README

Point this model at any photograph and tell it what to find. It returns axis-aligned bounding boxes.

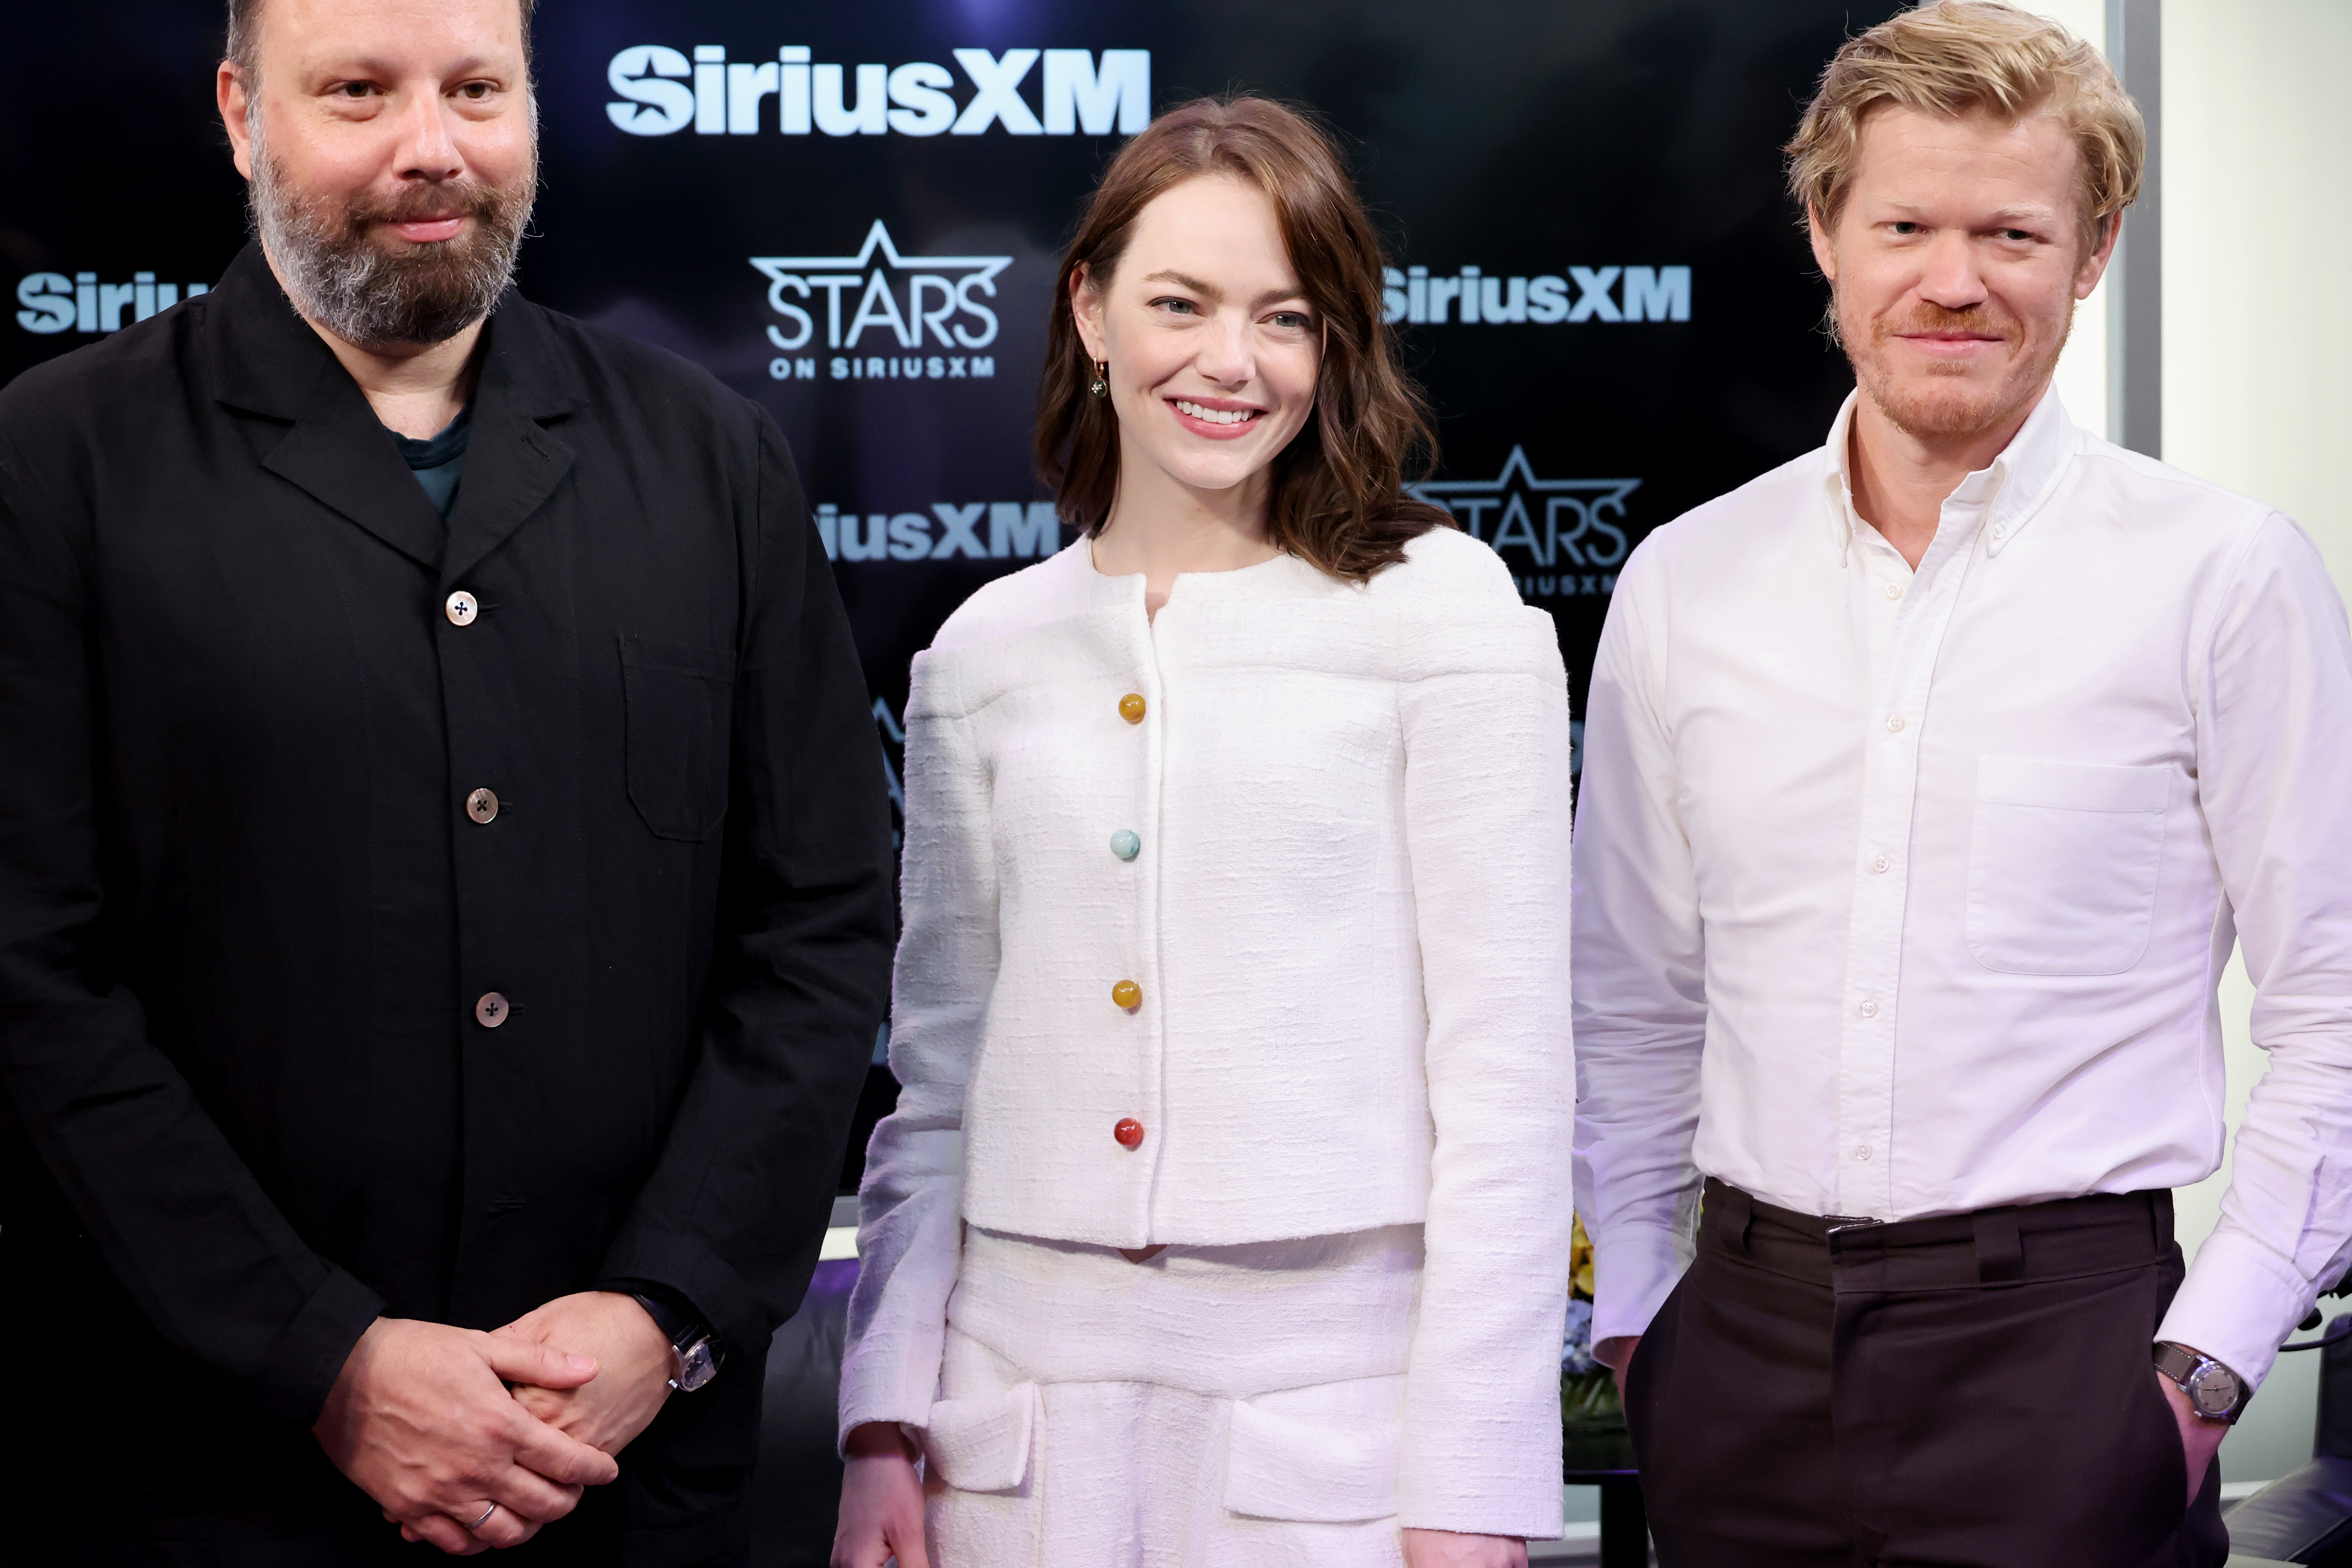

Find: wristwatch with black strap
[2153,1341,2248,1423]
[630,1289,723,1393]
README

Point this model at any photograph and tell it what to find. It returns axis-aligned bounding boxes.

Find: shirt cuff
[2159,1225,2312,1393]
[1396,1410,1567,1539]
[255,1265,386,1427]
[1591,1219,1688,1345]
[836,1324,943,1452]
[597,1225,763,1362]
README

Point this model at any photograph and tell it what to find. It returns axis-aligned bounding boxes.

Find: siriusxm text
[18,272,211,334]
[1384,265,1690,325]
[771,354,996,382]
[609,47,1148,138]
[818,502,1067,562]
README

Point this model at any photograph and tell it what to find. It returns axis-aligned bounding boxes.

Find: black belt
[1699,1177,2174,1292]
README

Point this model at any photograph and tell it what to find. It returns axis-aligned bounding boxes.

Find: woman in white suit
[832,96,1574,1568]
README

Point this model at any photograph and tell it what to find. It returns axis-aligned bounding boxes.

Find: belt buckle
[1823,1214,1882,1234]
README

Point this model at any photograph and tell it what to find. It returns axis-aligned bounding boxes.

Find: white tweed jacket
[840,527,1575,1533]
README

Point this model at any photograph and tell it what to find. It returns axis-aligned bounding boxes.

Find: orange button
[1111,979,1142,1011]
[1118,693,1146,724]
[1114,1118,1145,1149]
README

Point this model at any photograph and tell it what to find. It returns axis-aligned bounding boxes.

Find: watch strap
[629,1290,696,1347]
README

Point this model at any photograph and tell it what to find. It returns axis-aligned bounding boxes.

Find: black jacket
[0,244,894,1561]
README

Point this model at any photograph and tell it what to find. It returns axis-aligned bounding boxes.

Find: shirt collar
[1820,385,2079,564]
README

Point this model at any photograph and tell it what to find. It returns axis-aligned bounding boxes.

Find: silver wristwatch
[631,1292,722,1393]
[2153,1341,2247,1423]
[665,1327,720,1393]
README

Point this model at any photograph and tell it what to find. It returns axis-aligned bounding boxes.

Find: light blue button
[1110,829,1141,862]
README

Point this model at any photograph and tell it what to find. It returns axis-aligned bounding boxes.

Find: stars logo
[751,221,1010,364]
[1408,447,1640,600]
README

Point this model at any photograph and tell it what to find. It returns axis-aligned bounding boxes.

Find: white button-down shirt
[1572,390,2352,1387]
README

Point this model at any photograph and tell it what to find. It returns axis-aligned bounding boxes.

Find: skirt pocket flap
[924,1381,1038,1494]
[1223,1377,1402,1523]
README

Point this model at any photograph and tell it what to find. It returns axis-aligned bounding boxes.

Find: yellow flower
[1570,1214,1595,1300]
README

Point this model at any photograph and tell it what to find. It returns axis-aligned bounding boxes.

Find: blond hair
[1787,0,2144,261]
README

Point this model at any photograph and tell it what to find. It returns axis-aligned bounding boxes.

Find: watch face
[677,1339,719,1393]
[2188,1365,2239,1419]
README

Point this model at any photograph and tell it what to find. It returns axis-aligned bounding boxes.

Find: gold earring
[1088,359,1107,397]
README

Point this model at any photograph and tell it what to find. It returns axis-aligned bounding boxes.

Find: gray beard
[245,99,535,350]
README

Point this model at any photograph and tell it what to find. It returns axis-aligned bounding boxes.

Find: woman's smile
[1168,396,1266,438]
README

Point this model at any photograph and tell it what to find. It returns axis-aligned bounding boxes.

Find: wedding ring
[470,1502,498,1530]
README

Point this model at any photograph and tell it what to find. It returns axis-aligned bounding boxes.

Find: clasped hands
[313,1291,680,1555]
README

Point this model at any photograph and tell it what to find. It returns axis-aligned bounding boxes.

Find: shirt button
[1854,1143,1873,1162]
[1885,715,1906,733]
[1112,979,1142,1011]
[445,590,479,626]
[1870,855,1890,874]
[1991,524,2008,540]
[1109,829,1140,861]
[1118,693,1147,724]
[1884,582,1904,600]
[474,991,510,1028]
[465,788,500,824]
[1858,998,1880,1018]
[1114,1117,1145,1149]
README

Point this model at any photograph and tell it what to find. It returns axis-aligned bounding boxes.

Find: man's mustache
[1874,302,2018,342]
[348,181,505,235]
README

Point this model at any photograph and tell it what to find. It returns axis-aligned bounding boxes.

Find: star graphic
[1408,448,1640,570]
[750,221,1012,352]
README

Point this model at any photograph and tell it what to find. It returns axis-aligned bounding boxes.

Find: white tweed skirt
[921,1222,1426,1568]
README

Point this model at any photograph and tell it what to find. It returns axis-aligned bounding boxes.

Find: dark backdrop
[1,0,1899,1188]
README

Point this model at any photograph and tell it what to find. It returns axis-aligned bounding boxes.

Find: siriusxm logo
[1409,448,1638,600]
[754,221,1006,383]
[18,272,211,334]
[1383,265,1690,325]
[817,501,1069,563]
[608,46,1148,138]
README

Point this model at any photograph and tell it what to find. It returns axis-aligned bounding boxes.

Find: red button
[1113,1118,1145,1149]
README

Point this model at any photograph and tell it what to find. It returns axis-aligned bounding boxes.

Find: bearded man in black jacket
[0,0,895,1560]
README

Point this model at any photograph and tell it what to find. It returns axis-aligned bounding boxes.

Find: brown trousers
[1626,1180,2230,1568]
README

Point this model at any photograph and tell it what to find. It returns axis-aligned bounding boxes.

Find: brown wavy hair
[1034,96,1452,582]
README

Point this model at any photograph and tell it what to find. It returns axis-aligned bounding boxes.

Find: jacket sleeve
[1394,593,1575,1539]
[0,427,386,1427]
[835,650,994,1446]
[595,413,896,1358]
[1568,542,1708,1347]
[2158,512,2352,1390]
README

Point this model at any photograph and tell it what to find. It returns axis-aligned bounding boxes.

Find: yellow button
[1112,979,1142,1011]
[1118,693,1146,724]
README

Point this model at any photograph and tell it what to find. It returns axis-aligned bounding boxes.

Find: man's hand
[2155,1369,2230,1509]
[1597,1335,1641,1405]
[831,1421,928,1568]
[1402,1529,1528,1567]
[314,1317,620,1556]
[499,1291,679,1457]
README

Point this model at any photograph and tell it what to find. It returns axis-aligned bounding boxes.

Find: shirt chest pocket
[1965,756,2169,977]
[619,635,734,842]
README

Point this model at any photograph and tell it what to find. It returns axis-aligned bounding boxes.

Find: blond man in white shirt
[1572,4,2352,1563]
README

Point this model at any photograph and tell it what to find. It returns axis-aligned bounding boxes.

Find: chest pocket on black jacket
[619,635,735,842]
